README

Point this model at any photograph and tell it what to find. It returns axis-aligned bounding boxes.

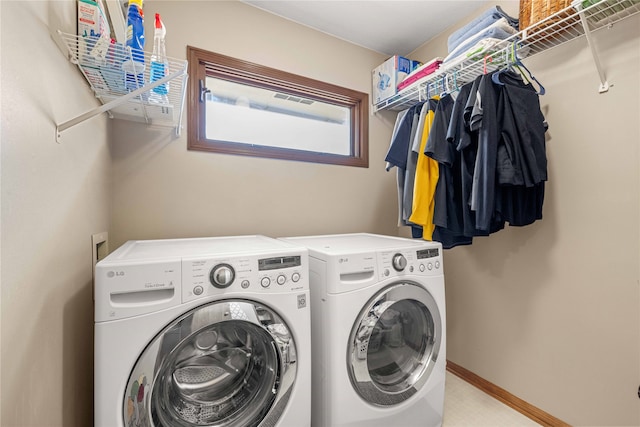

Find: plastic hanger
[452,70,460,92]
[491,43,516,83]
[442,72,460,95]
[439,75,448,97]
[492,42,546,95]
[483,54,493,74]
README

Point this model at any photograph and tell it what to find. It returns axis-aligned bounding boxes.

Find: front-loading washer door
[347,282,442,406]
[123,299,297,427]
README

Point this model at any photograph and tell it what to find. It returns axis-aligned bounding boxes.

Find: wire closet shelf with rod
[373,0,640,112]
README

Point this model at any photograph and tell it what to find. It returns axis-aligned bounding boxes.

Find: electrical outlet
[92,232,109,301]
[92,232,109,268]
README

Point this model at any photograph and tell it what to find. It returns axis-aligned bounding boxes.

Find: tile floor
[443,372,542,427]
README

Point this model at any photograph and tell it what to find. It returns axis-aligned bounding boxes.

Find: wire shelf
[374,0,640,112]
[57,31,188,135]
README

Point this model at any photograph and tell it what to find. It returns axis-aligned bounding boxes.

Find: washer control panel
[378,246,442,279]
[182,253,307,303]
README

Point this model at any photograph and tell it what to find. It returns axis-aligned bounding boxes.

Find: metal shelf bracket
[577,6,611,93]
[56,69,185,143]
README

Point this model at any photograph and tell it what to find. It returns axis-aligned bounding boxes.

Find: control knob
[210,264,235,288]
[392,253,407,271]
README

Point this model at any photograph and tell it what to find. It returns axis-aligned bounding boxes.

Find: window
[187,46,369,167]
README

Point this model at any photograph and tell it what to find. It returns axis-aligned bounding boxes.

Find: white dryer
[94,236,311,427]
[280,233,446,427]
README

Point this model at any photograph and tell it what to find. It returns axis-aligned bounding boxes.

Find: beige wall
[1,1,3,422]
[0,1,396,425]
[410,2,640,425]
[1,1,111,425]
[109,1,396,249]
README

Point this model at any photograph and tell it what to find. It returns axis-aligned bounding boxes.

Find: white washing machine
[280,233,446,427]
[94,236,311,427]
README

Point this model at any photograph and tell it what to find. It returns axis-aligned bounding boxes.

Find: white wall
[109,1,396,248]
[410,2,640,425]
[1,1,111,425]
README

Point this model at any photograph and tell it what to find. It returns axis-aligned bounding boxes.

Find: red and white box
[397,57,443,91]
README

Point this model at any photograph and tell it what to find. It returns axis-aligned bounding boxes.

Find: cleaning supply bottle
[149,13,169,104]
[123,0,145,93]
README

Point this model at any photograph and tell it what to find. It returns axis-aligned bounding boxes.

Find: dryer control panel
[182,252,308,303]
[378,246,443,280]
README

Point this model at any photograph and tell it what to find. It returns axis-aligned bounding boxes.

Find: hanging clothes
[385,103,424,232]
[385,65,548,248]
[403,103,430,225]
[408,98,440,240]
[469,71,503,233]
[425,94,474,249]
[447,78,480,239]
[494,70,547,226]
[386,108,409,227]
[444,77,506,241]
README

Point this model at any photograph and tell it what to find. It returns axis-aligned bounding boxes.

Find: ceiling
[240,1,491,56]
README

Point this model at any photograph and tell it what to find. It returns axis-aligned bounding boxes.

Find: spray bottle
[149,13,169,104]
[123,0,145,93]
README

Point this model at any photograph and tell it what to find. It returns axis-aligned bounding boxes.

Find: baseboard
[446,360,572,427]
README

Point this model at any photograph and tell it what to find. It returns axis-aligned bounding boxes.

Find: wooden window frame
[187,46,369,167]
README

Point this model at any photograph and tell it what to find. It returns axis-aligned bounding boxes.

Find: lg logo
[338,258,348,264]
[106,271,125,278]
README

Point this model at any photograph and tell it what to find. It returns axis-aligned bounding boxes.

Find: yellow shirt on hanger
[409,97,439,240]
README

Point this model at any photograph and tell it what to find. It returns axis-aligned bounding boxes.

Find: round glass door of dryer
[123,300,297,427]
[347,282,442,406]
